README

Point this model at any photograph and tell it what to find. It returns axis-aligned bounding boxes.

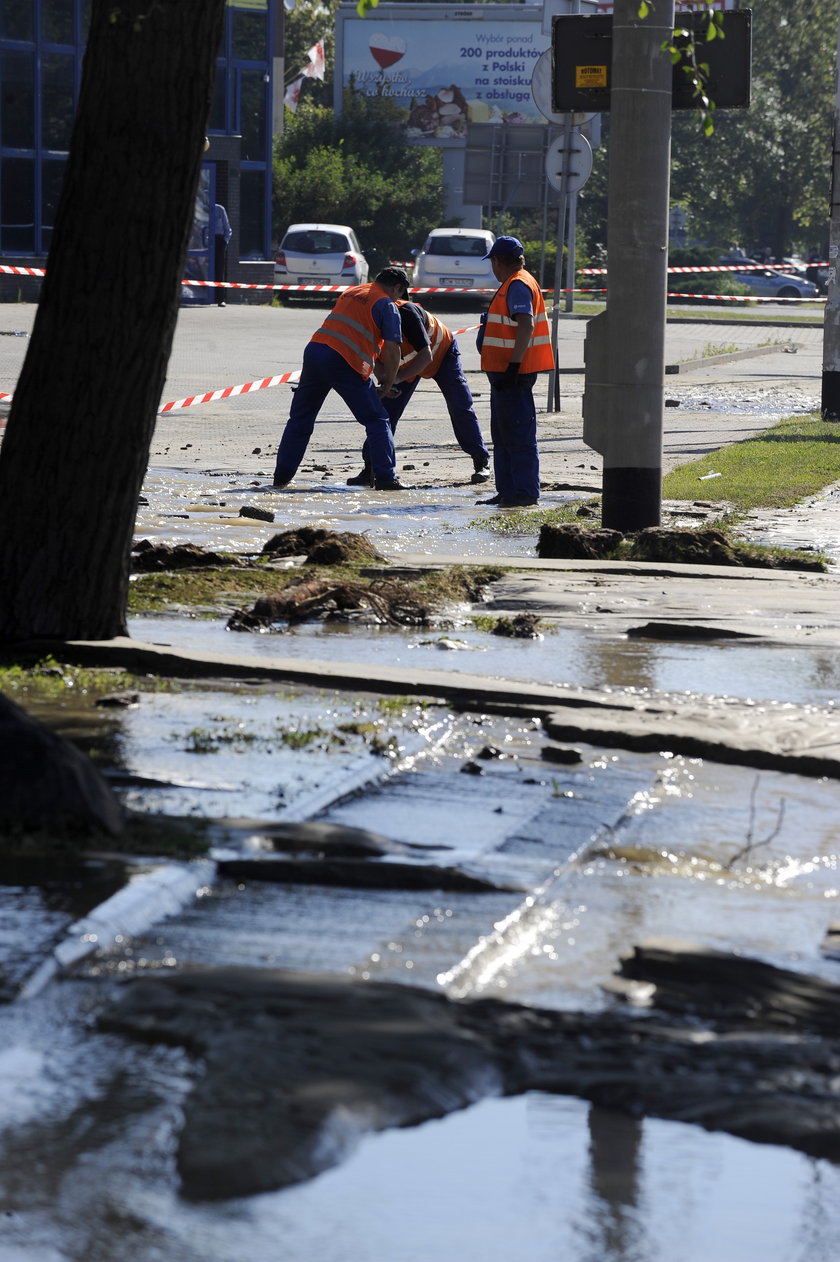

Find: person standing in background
[477,236,554,508]
[214,203,232,307]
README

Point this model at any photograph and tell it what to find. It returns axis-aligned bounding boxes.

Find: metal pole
[821,1,840,420]
[546,115,572,412]
[564,187,578,313]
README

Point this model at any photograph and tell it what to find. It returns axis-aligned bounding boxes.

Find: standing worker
[348,273,491,486]
[272,267,410,491]
[478,236,554,507]
[213,203,232,307]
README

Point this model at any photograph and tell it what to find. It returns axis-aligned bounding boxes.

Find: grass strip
[661,412,840,511]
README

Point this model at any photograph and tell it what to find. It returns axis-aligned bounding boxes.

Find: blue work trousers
[488,372,540,501]
[274,342,396,484]
[363,340,489,464]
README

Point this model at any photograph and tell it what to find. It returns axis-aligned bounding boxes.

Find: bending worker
[478,235,554,508]
[272,267,411,491]
[348,273,490,486]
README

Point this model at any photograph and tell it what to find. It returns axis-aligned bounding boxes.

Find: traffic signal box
[551,9,752,113]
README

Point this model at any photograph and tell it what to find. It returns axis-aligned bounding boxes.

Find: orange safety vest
[312,282,394,379]
[480,269,554,374]
[397,302,453,380]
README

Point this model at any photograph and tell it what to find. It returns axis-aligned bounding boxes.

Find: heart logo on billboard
[369,33,406,70]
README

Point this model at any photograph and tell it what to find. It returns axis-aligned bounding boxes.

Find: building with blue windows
[0,0,275,301]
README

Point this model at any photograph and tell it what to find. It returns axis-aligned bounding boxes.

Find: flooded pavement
[3,708,840,1260]
[3,305,840,1260]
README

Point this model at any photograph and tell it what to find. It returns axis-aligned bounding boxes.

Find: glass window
[1,156,35,252]
[42,53,75,150]
[41,0,74,45]
[40,157,66,250]
[0,1,34,42]
[240,168,265,259]
[239,68,266,162]
[208,63,226,132]
[232,10,266,61]
[1,49,35,150]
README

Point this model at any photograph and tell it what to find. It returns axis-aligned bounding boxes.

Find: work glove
[494,362,521,391]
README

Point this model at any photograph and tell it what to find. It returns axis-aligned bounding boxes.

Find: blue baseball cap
[483,235,524,260]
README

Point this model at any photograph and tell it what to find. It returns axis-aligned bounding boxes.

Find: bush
[273,95,444,263]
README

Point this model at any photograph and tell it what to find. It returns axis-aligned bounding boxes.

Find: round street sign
[531,49,596,128]
[545,131,593,195]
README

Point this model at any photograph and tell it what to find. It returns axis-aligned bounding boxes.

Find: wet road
[2,299,839,1261]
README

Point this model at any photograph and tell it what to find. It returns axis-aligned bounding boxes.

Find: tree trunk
[0,0,227,642]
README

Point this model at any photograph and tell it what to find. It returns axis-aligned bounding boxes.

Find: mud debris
[227,572,436,631]
[537,523,826,571]
[261,527,385,565]
[131,540,241,572]
[491,613,543,639]
[98,943,840,1199]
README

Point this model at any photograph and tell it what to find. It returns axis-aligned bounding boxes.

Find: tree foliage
[273,94,444,266]
[669,0,835,257]
[283,0,338,111]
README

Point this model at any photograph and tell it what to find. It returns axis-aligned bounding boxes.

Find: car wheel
[777,286,800,299]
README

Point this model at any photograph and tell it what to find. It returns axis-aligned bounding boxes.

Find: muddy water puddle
[3,1072,838,1262]
[130,611,840,708]
[137,468,564,559]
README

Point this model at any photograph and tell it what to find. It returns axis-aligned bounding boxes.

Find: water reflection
[585,1106,646,1262]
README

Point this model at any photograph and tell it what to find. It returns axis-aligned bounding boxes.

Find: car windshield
[425,235,488,258]
[284,231,349,255]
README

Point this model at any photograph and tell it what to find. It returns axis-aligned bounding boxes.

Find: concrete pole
[820,1,840,420]
[582,0,674,529]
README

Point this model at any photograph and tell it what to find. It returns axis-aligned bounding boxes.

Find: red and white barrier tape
[0,265,45,277]
[0,265,497,295]
[579,262,828,275]
[1,324,484,417]
[663,290,823,303]
[578,286,823,303]
[158,370,301,413]
[3,261,828,288]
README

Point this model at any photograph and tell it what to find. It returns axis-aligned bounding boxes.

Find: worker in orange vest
[272,267,410,491]
[477,236,554,508]
[348,271,490,487]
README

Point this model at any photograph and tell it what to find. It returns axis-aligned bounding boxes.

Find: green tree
[670,0,835,258]
[273,94,444,266]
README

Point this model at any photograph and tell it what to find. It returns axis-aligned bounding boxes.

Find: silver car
[719,259,820,301]
[412,228,496,294]
[274,223,369,295]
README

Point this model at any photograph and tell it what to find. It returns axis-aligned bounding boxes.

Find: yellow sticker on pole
[576,65,608,88]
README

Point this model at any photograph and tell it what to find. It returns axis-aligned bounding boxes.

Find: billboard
[335,4,553,141]
[592,1,738,9]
